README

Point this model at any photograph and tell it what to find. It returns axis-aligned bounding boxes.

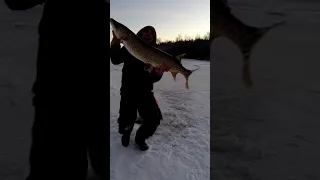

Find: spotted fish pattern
[110,18,199,89]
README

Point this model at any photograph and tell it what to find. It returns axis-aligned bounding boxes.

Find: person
[136,99,160,124]
[4,0,110,180]
[110,26,167,151]
[135,113,144,124]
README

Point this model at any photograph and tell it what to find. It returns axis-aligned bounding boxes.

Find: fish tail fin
[184,67,200,89]
[259,20,286,35]
[239,21,286,90]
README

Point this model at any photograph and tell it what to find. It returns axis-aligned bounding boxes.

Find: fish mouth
[110,18,123,29]
[110,18,130,40]
[110,18,117,29]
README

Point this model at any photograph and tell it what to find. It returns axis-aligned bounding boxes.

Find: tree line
[157,32,210,61]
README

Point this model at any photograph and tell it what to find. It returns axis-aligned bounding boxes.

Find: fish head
[110,18,131,40]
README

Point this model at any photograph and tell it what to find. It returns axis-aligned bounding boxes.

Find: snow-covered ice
[211,0,320,179]
[110,60,210,180]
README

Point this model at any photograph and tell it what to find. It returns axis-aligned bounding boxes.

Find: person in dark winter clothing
[136,99,160,124]
[135,115,144,124]
[110,26,166,151]
[4,0,110,180]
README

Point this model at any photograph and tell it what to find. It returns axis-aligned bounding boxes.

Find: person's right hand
[111,31,121,45]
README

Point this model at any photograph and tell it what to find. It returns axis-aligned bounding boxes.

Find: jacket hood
[137,26,157,46]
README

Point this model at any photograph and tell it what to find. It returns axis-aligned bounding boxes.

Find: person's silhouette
[4,1,110,179]
[110,26,165,151]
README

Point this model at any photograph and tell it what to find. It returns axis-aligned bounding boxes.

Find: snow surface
[110,60,210,180]
[211,1,320,179]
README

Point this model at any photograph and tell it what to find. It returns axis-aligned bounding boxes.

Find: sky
[110,0,210,42]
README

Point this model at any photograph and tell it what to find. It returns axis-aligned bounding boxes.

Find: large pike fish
[110,18,199,89]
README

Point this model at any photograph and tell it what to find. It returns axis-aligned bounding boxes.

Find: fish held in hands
[110,18,199,89]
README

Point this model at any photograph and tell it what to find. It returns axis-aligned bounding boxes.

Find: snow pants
[26,94,109,180]
[118,90,163,139]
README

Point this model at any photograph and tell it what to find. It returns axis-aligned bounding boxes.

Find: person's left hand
[154,64,169,75]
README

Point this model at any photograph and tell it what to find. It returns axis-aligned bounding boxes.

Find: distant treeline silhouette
[157,32,210,61]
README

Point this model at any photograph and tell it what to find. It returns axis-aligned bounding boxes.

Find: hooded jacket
[110,26,163,93]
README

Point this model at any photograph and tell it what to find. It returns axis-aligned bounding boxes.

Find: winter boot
[121,126,133,147]
[121,133,130,147]
[135,136,149,151]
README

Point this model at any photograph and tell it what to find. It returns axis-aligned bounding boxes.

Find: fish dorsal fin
[175,53,187,63]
